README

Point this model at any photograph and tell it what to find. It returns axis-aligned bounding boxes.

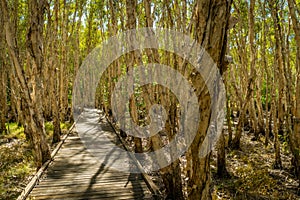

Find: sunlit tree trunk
[143,1,183,197]
[59,0,69,121]
[247,0,260,139]
[269,0,287,169]
[1,0,51,168]
[186,1,232,199]
[157,1,185,198]
[125,0,143,153]
[269,0,287,138]
[259,0,271,146]
[230,3,252,149]
[44,0,61,144]
[231,76,253,149]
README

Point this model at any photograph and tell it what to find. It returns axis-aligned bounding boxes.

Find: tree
[287,0,300,184]
[44,0,61,144]
[186,0,232,199]
[0,6,7,134]
[1,0,51,168]
[269,0,285,169]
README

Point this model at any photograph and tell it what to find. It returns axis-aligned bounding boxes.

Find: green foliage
[45,122,54,133]
[260,80,271,110]
[5,123,25,140]
[0,121,72,199]
[60,122,72,131]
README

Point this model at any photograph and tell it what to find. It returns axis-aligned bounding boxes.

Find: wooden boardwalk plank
[27,109,153,200]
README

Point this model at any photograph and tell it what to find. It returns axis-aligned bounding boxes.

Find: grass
[0,121,72,200]
[0,123,34,199]
[5,122,25,140]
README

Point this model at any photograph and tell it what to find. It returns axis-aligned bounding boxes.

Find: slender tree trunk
[44,1,61,144]
[271,91,282,169]
[287,0,300,184]
[59,0,68,121]
[125,0,143,154]
[1,0,51,169]
[229,5,253,149]
[186,1,232,199]
[248,0,259,139]
[226,96,233,145]
[269,0,287,138]
[217,41,232,177]
[232,78,253,149]
[217,129,229,177]
[261,0,270,146]
[0,61,7,135]
[0,8,7,134]
[144,0,184,197]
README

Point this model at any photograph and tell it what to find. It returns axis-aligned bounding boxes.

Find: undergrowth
[0,122,71,200]
[212,133,299,200]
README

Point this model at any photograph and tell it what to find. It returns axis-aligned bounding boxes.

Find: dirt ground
[211,131,300,200]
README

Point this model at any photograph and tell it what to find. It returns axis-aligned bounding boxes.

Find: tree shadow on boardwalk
[81,145,148,199]
[81,121,149,199]
[29,109,152,199]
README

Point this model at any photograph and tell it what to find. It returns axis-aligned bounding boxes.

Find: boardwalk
[27,109,153,200]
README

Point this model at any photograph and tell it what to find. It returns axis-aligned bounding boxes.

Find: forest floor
[211,131,300,200]
[0,123,34,200]
[0,122,71,200]
[1,121,300,200]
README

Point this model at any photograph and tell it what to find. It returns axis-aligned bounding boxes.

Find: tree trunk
[125,0,143,154]
[261,0,270,146]
[0,65,6,135]
[247,0,259,139]
[0,8,7,134]
[232,78,253,150]
[45,0,61,144]
[1,0,51,169]
[217,38,232,177]
[269,0,287,138]
[226,97,233,145]
[287,0,300,184]
[271,92,282,169]
[59,0,69,121]
[217,129,229,177]
[187,1,232,199]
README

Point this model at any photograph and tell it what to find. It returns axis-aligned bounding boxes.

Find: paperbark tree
[125,0,143,154]
[248,0,259,139]
[287,0,300,184]
[0,8,7,134]
[269,0,286,169]
[1,0,51,168]
[45,0,61,144]
[269,0,287,138]
[186,0,232,199]
[229,1,253,150]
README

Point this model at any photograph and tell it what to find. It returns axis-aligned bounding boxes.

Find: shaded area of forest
[0,0,299,199]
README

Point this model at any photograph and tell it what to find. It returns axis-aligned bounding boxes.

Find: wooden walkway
[27,109,153,200]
